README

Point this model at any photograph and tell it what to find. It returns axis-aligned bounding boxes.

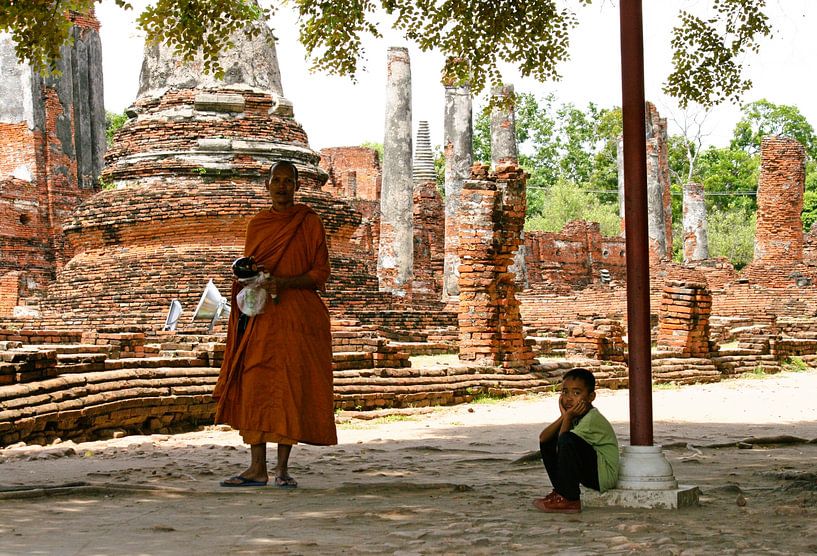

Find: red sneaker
[533,490,559,507]
[532,492,581,513]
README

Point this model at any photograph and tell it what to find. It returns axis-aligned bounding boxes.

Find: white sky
[97,0,816,152]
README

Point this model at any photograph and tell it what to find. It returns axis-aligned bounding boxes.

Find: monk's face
[268,164,297,211]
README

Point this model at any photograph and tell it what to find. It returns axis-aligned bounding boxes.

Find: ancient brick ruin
[3,16,817,446]
[0,11,105,316]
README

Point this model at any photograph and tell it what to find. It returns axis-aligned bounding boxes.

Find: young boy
[534,367,619,513]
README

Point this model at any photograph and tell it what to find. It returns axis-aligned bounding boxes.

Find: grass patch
[782,356,809,373]
[653,381,681,390]
[468,391,509,404]
[337,413,420,430]
[745,365,769,378]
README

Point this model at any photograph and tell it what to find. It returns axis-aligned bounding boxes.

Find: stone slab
[582,485,700,509]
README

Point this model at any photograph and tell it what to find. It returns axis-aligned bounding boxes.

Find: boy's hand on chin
[565,400,589,419]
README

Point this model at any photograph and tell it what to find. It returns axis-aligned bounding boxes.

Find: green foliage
[665,0,773,108]
[1,1,776,108]
[0,0,120,74]
[731,99,817,159]
[706,205,756,269]
[297,0,584,94]
[473,93,620,201]
[803,189,817,233]
[696,146,759,212]
[468,390,509,404]
[360,141,383,164]
[137,0,272,79]
[525,180,621,237]
[782,356,809,373]
[0,0,268,79]
[105,111,128,147]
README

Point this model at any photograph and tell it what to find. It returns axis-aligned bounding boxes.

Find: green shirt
[571,407,620,492]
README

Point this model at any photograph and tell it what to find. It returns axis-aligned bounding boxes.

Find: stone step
[33,343,112,355]
[386,342,455,356]
[104,356,207,371]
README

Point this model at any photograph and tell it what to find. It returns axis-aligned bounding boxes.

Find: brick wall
[524,222,627,291]
[0,123,40,180]
[319,146,382,201]
[412,180,444,296]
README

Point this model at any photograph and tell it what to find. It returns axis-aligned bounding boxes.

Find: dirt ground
[1,370,816,555]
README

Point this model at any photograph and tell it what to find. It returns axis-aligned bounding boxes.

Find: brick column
[754,136,805,262]
[656,280,712,357]
[490,84,528,289]
[457,163,535,369]
[682,181,708,262]
[442,71,472,301]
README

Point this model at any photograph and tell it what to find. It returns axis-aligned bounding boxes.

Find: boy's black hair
[268,160,299,186]
[562,367,595,392]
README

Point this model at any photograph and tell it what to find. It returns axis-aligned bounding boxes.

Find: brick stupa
[38,17,378,329]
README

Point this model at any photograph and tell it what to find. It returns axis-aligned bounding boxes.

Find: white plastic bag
[236,272,271,316]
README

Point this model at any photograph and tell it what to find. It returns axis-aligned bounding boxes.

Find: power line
[525,185,757,196]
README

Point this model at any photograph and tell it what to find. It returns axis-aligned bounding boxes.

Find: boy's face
[560,377,596,414]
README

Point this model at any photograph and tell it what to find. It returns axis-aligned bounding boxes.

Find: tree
[706,204,756,269]
[731,99,817,159]
[664,0,772,108]
[105,111,128,147]
[525,179,620,237]
[695,146,759,212]
[0,0,270,77]
[0,1,775,107]
[473,93,620,197]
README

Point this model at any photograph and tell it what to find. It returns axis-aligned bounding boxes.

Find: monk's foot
[220,474,268,487]
[274,475,298,489]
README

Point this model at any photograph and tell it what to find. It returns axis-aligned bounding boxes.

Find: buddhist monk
[214,160,337,488]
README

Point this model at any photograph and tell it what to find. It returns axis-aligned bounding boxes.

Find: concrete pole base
[580,444,700,509]
[617,444,678,490]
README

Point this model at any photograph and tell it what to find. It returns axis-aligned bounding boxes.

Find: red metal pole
[619,0,654,445]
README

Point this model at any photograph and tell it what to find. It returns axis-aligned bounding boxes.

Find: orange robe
[213,204,337,446]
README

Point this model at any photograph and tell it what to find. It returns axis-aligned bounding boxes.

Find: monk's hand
[266,276,279,301]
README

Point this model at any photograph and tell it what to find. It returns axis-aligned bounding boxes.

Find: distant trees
[472,93,621,225]
[471,94,815,269]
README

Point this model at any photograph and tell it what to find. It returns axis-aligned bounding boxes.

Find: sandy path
[1,370,816,555]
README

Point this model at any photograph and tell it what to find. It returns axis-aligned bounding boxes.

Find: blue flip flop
[220,475,268,487]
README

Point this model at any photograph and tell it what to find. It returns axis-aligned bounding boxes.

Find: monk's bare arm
[272,273,317,293]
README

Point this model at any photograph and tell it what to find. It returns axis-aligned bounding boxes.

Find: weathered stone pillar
[617,102,671,257]
[378,47,414,296]
[457,163,535,369]
[490,85,517,164]
[442,72,472,301]
[656,279,712,358]
[490,84,528,289]
[0,10,105,311]
[682,182,708,262]
[754,136,806,262]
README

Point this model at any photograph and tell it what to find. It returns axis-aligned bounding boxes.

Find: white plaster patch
[12,165,32,182]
